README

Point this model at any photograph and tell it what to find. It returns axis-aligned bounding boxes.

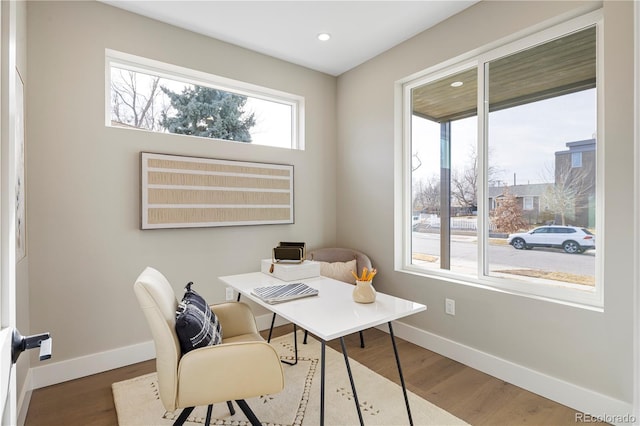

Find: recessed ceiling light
[317,33,331,41]
[450,81,464,87]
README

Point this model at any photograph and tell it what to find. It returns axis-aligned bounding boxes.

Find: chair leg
[205,404,213,426]
[235,399,262,426]
[173,406,194,426]
[175,403,234,426]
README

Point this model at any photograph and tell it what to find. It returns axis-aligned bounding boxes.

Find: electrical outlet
[225,287,234,301]
[445,298,456,316]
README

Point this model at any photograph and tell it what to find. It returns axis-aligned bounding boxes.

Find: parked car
[507,225,595,254]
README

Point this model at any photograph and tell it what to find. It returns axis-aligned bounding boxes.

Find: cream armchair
[134,267,284,426]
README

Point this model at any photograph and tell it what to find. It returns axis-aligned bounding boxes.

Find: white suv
[507,225,595,254]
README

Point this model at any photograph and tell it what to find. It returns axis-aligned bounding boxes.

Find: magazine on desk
[251,282,319,304]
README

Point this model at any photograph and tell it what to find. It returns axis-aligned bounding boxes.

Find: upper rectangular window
[398,12,602,308]
[105,50,305,150]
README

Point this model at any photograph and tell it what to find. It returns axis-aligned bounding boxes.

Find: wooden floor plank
[25,326,600,426]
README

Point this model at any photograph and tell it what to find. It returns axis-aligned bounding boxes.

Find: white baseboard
[383,321,634,424]
[30,340,156,390]
[28,313,286,391]
[16,369,32,426]
[25,315,631,424]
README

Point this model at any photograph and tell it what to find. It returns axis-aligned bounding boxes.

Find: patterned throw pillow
[175,282,222,354]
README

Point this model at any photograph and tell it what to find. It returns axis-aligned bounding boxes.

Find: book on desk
[251,282,319,304]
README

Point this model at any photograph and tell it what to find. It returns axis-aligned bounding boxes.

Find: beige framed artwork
[141,152,294,229]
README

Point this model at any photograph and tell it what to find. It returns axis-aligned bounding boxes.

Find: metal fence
[417,215,497,232]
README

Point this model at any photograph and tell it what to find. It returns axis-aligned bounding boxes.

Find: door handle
[11,330,52,364]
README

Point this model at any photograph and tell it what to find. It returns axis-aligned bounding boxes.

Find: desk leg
[281,324,298,366]
[267,313,276,343]
[320,340,325,426]
[266,313,298,366]
[388,322,413,426]
[340,337,364,426]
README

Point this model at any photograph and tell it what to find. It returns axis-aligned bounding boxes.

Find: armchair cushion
[175,282,222,354]
[176,341,284,407]
[318,259,357,284]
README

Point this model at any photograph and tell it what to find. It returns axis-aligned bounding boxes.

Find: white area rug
[112,331,468,425]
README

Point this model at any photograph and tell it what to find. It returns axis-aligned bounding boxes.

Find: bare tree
[451,155,477,212]
[412,153,422,172]
[413,175,440,214]
[452,147,500,213]
[541,161,594,225]
[111,69,168,131]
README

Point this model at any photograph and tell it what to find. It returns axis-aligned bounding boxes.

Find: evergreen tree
[160,85,255,142]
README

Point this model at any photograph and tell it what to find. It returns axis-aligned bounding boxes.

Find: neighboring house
[488,183,553,226]
[554,138,596,228]
[487,138,596,228]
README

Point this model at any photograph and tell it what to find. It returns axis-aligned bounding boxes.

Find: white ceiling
[101,1,478,76]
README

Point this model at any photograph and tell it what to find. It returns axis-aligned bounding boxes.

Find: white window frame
[394,10,604,309]
[105,49,305,150]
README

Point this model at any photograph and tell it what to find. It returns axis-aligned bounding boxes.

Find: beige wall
[336,0,634,403]
[26,1,337,362]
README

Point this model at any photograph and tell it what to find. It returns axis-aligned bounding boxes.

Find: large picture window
[106,50,304,150]
[398,13,601,307]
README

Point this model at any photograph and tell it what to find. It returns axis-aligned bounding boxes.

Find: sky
[412,88,597,186]
[244,97,293,149]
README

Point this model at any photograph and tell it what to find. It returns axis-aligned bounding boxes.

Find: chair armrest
[210,302,258,338]
[176,341,285,408]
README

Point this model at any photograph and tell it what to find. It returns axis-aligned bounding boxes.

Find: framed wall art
[141,152,294,229]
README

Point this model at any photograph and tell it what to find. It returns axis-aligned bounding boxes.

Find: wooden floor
[25,326,601,426]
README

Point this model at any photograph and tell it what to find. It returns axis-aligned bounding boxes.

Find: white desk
[218,272,427,426]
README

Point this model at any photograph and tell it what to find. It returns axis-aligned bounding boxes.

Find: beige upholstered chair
[134,266,284,426]
[307,247,373,348]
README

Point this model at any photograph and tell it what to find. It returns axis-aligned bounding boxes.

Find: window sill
[396,265,604,312]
